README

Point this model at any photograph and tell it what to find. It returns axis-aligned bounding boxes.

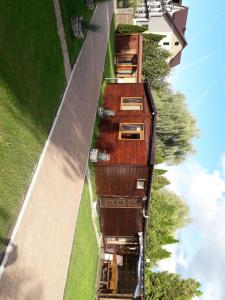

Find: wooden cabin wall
[95,165,149,197]
[115,34,139,54]
[100,206,142,236]
[100,197,142,208]
[96,83,152,165]
[96,117,150,165]
[102,83,151,115]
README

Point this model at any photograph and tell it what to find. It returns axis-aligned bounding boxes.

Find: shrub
[143,33,166,43]
[153,169,167,176]
[117,23,146,34]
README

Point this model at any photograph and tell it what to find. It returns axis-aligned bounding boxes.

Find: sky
[157,1,225,299]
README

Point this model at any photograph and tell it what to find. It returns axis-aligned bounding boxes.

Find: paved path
[0,2,113,299]
[53,0,72,82]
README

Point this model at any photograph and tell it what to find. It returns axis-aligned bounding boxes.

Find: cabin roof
[144,81,157,167]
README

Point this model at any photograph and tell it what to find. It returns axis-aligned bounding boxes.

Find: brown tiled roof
[165,6,188,67]
[172,6,188,40]
[165,8,188,46]
[169,50,182,68]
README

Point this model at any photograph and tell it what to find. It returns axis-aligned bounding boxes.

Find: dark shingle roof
[165,6,189,67]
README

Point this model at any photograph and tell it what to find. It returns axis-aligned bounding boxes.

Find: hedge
[117,23,146,34]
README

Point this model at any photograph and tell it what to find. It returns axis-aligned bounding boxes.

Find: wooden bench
[71,16,84,39]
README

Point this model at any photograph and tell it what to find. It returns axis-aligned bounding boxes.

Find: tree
[146,189,191,265]
[152,175,170,190]
[117,0,140,8]
[155,149,165,164]
[142,39,170,88]
[153,86,199,164]
[126,0,140,8]
[153,168,167,176]
[145,271,202,300]
[143,33,166,43]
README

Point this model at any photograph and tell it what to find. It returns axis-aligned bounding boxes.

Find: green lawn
[63,182,99,300]
[0,1,65,253]
[60,0,94,65]
[91,13,115,148]
[99,13,116,104]
[103,14,116,79]
[88,12,116,238]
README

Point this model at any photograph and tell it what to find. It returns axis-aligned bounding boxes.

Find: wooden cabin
[93,82,156,299]
[115,34,143,83]
[94,82,157,237]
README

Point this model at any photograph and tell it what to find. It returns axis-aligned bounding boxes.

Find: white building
[134,0,188,67]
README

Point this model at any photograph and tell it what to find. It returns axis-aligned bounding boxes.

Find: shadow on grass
[0,0,65,133]
[0,0,65,261]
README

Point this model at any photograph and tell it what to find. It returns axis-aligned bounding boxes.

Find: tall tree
[153,86,199,164]
[152,175,170,190]
[142,40,170,88]
[145,271,202,300]
[146,189,191,265]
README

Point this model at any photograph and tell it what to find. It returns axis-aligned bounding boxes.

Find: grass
[88,13,116,237]
[89,166,101,235]
[0,1,65,253]
[91,13,115,148]
[60,0,94,65]
[63,182,99,300]
[103,13,116,80]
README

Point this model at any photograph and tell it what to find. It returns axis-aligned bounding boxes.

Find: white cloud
[157,157,225,300]
[221,153,225,178]
[157,244,178,273]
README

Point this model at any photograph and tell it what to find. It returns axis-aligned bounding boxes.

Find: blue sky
[172,0,225,171]
[158,1,225,299]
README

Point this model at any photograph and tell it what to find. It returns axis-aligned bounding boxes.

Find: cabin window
[120,97,143,111]
[175,41,180,46]
[119,123,144,140]
[136,179,145,190]
[163,42,169,46]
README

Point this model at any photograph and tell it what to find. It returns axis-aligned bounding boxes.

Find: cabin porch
[97,235,144,299]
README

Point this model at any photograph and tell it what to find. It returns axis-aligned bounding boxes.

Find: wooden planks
[95,165,149,197]
[115,34,139,54]
[96,83,151,165]
[100,207,142,236]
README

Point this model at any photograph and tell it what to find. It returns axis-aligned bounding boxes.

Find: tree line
[143,29,202,299]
